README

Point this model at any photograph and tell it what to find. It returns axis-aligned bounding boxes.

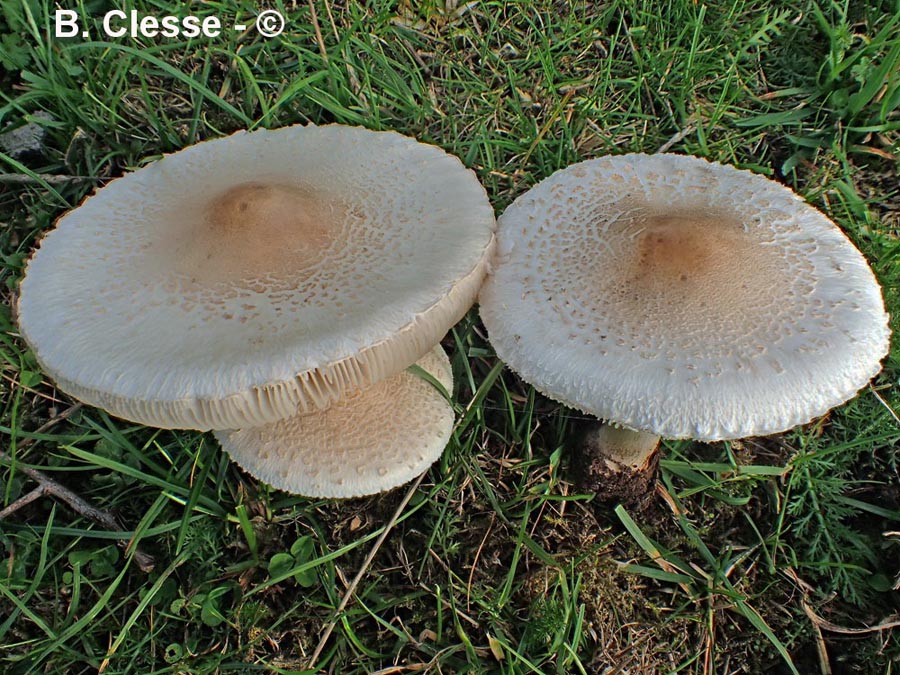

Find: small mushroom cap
[214,344,455,498]
[479,153,891,440]
[18,125,494,429]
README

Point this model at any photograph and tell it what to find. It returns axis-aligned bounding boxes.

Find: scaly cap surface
[18,125,495,429]
[215,344,455,498]
[479,153,890,439]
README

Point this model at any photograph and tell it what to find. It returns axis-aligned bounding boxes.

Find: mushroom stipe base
[571,424,661,508]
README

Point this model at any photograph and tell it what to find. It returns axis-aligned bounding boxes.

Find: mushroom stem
[572,423,661,507]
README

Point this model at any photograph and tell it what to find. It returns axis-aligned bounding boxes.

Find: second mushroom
[479,153,891,502]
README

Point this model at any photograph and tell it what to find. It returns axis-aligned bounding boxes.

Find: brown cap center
[164,182,337,288]
[635,216,718,284]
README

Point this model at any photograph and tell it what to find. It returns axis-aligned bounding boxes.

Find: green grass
[2,0,899,673]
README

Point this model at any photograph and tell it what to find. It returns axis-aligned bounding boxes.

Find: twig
[0,487,43,517]
[0,403,155,572]
[397,34,432,76]
[885,531,900,590]
[656,122,696,153]
[801,600,832,675]
[5,402,83,451]
[417,582,480,628]
[0,173,96,185]
[519,90,575,169]
[803,603,900,635]
[306,368,494,667]
[870,385,900,427]
[306,471,426,669]
[465,512,494,611]
[307,0,329,66]
[318,0,367,107]
[655,482,683,515]
[322,0,340,43]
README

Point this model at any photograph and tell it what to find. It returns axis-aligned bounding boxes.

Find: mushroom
[479,153,891,502]
[215,344,455,498]
[18,124,495,497]
[17,125,495,431]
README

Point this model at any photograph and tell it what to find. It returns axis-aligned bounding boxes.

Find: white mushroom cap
[214,343,455,498]
[17,125,494,430]
[479,153,891,440]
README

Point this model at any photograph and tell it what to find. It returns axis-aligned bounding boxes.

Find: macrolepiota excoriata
[215,344,456,498]
[17,124,495,496]
[478,153,890,502]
